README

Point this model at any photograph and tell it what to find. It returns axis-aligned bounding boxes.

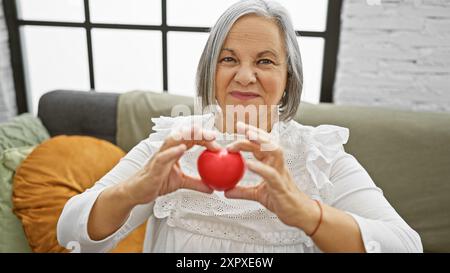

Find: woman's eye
[221,57,236,63]
[258,59,274,65]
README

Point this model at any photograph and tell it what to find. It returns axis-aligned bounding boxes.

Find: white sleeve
[330,152,423,253]
[57,138,156,253]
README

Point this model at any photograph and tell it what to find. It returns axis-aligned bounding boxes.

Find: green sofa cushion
[0,146,35,253]
[117,91,194,152]
[0,113,50,253]
[0,113,50,155]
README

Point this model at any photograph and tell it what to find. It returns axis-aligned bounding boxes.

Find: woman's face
[215,14,288,131]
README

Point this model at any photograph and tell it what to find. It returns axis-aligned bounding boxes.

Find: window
[4,0,342,114]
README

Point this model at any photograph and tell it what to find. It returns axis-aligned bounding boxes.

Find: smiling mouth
[229,91,260,101]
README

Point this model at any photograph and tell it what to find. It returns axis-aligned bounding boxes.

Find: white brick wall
[334,0,450,112]
[0,0,17,122]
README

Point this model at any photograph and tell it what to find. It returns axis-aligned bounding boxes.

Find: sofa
[2,89,450,252]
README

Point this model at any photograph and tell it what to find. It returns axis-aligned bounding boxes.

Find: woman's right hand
[122,126,221,206]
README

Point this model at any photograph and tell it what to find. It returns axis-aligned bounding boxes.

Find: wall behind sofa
[0,0,17,122]
[334,0,450,113]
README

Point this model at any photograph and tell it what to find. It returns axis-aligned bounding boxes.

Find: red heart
[197,148,245,191]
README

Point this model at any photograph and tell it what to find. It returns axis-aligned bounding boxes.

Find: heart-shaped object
[197,148,245,191]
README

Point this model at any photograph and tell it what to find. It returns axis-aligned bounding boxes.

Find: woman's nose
[233,65,257,86]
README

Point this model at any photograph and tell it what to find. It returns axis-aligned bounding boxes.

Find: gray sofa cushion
[38,90,119,144]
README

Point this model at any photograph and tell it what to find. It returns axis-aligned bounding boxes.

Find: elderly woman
[57,0,422,253]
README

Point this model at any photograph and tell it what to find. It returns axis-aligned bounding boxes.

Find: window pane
[277,0,328,32]
[297,37,324,104]
[167,0,238,27]
[168,31,209,96]
[92,29,162,93]
[167,0,327,31]
[20,26,90,115]
[16,0,85,22]
[89,0,161,25]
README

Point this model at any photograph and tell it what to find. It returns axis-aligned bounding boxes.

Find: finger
[246,129,271,145]
[161,127,221,152]
[226,139,259,152]
[245,160,282,190]
[224,185,259,201]
[226,139,265,160]
[152,144,186,171]
[236,121,278,152]
[182,126,221,151]
[180,174,214,194]
[245,128,278,153]
[198,128,222,151]
[237,121,271,142]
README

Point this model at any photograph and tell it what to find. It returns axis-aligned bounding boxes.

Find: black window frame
[3,0,342,114]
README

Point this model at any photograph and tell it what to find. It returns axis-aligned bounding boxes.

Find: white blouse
[57,113,423,253]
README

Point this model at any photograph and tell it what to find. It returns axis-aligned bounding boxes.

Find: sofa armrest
[37,90,119,144]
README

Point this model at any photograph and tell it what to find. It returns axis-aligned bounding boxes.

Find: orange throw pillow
[12,135,146,253]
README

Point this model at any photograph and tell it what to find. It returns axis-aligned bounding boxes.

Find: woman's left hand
[225,121,320,233]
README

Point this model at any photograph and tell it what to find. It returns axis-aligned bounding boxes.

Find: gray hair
[196,0,303,121]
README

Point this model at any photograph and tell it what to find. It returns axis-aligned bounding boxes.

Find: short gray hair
[196,0,303,121]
